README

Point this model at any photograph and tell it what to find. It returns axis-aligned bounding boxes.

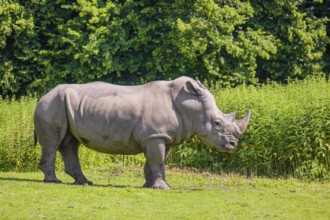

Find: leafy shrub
[1,0,329,97]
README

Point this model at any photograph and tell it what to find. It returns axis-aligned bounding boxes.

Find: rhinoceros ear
[186,80,205,96]
[196,80,207,90]
[235,109,251,134]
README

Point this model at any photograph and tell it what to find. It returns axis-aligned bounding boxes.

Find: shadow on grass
[0,177,204,191]
[0,176,143,189]
[92,183,142,189]
[0,177,43,183]
[93,183,205,191]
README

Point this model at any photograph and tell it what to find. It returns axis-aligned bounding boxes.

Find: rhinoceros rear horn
[225,111,237,121]
[235,109,251,134]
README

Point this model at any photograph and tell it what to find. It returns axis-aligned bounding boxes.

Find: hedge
[1,0,329,97]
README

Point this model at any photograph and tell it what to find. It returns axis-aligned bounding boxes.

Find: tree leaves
[0,0,329,97]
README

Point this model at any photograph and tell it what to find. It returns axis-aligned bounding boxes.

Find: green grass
[0,166,329,220]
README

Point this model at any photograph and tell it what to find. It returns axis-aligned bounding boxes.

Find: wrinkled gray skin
[34,76,250,189]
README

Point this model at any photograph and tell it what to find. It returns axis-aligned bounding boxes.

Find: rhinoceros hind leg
[58,133,93,186]
[143,139,170,189]
[39,145,62,184]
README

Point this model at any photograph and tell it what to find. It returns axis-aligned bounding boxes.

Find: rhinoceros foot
[152,181,170,189]
[44,177,62,184]
[143,179,170,189]
[73,177,93,186]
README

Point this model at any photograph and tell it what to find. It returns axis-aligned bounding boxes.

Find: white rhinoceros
[34,76,250,189]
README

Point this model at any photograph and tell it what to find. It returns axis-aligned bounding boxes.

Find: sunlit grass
[0,167,329,219]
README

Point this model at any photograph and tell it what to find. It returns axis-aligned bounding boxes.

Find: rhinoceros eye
[214,120,222,128]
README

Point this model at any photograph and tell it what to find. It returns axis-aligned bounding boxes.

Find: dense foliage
[1,0,329,97]
[0,76,329,179]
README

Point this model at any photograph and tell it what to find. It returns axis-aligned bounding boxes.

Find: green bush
[0,76,329,179]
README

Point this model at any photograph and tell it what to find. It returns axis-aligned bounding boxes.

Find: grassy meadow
[0,166,329,220]
[0,75,329,179]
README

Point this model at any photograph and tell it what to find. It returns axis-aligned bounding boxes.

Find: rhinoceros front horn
[235,109,251,134]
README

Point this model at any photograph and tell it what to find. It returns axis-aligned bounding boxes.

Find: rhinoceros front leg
[143,139,170,189]
[143,148,171,188]
[58,134,93,185]
[143,162,153,188]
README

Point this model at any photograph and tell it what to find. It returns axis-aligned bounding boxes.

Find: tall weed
[0,97,39,171]
[171,76,329,179]
[0,97,145,171]
[0,76,329,179]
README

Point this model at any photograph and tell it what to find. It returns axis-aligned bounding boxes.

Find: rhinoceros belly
[66,96,142,155]
[69,120,142,155]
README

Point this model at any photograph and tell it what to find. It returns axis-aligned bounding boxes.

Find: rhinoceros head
[200,109,251,153]
[184,79,251,153]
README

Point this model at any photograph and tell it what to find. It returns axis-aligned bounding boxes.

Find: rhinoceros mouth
[219,149,235,153]
[217,144,236,153]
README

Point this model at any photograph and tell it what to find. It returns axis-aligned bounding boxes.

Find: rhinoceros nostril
[229,141,236,147]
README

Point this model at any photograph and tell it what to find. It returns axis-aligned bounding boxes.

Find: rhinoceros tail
[34,130,37,147]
